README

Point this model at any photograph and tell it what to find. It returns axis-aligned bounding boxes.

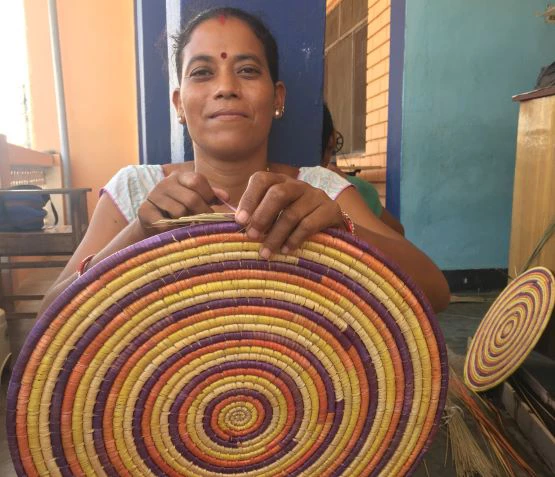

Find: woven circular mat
[464,266,555,392]
[8,223,448,477]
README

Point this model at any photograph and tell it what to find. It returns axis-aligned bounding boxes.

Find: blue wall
[136,0,326,166]
[398,0,555,270]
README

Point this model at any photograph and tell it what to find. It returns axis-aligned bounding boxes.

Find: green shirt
[345,175,383,217]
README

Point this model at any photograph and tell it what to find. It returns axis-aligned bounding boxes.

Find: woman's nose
[214,70,240,99]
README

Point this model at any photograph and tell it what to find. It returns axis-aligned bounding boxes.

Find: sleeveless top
[101,164,352,223]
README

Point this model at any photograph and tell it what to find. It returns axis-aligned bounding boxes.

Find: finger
[151,175,216,215]
[235,172,283,225]
[279,202,343,254]
[138,201,174,234]
[258,196,320,257]
[248,182,312,238]
[212,187,230,203]
[146,194,190,219]
[244,182,305,237]
[167,187,214,215]
[176,172,220,205]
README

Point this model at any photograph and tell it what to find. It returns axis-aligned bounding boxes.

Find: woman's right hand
[137,171,229,235]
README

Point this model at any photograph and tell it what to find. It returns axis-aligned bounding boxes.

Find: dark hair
[173,7,279,84]
[322,102,334,156]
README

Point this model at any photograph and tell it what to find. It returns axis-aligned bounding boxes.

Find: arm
[328,165,405,235]
[336,187,449,312]
[38,194,145,314]
[380,208,405,236]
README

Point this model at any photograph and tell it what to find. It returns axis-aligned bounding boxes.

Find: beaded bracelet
[77,254,95,277]
[341,211,356,236]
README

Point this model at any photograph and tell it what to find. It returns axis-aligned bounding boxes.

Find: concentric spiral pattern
[464,267,555,392]
[8,223,448,476]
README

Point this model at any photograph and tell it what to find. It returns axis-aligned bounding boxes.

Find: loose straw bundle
[444,394,500,477]
[8,222,448,476]
[448,372,536,476]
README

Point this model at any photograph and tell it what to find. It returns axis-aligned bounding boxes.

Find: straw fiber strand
[7,222,448,476]
[464,266,555,392]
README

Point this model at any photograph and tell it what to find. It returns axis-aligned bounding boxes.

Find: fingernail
[260,248,271,260]
[247,228,260,240]
[236,209,249,224]
[281,246,290,254]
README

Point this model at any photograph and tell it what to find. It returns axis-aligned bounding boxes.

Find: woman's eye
[189,68,212,79]
[238,66,261,77]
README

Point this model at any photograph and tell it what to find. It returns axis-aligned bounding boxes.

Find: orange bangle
[341,211,355,235]
[77,254,95,277]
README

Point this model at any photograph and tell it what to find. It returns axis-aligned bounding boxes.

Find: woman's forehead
[183,17,265,60]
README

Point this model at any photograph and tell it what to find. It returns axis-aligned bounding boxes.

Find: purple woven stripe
[168,360,305,474]
[42,269,381,477]
[203,390,273,446]
[87,297,356,476]
[468,284,551,389]
[134,330,339,476]
[309,229,449,475]
[295,256,417,475]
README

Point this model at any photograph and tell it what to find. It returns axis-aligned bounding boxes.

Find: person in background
[322,103,405,235]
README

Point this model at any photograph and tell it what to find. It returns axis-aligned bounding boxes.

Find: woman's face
[173,17,285,160]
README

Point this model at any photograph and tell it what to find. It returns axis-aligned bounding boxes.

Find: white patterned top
[101,165,351,223]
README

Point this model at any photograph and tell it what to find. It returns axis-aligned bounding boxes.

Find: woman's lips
[209,110,248,119]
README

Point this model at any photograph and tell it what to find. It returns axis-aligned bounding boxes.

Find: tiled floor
[0,293,552,476]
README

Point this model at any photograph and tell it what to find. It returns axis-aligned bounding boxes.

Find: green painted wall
[399,0,554,270]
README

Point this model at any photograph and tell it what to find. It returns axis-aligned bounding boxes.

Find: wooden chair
[0,134,91,320]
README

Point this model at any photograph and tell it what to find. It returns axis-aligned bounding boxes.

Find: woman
[40,7,449,313]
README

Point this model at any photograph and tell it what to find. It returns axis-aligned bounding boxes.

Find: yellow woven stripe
[135,323,354,474]
[184,348,325,459]
[300,244,433,474]
[75,283,386,476]
[115,312,360,476]
[187,375,291,461]
[21,240,289,474]
[219,401,258,431]
[186,353,310,457]
[30,283,117,477]
[41,238,401,476]
[466,269,555,391]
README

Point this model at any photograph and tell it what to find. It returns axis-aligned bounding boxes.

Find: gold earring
[274,106,285,119]
[177,115,185,124]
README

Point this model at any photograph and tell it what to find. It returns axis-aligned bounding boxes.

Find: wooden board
[508,95,555,276]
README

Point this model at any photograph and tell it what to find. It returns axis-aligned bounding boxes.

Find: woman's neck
[193,148,269,206]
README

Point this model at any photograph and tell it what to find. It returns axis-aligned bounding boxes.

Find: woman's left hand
[235,171,345,258]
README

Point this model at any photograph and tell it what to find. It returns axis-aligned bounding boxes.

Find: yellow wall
[365,0,390,169]
[326,0,390,200]
[23,0,139,216]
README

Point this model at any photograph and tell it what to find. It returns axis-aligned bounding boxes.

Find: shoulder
[101,165,165,223]
[297,166,352,200]
[344,175,383,215]
[110,164,165,183]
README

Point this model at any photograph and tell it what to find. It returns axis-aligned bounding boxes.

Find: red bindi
[221,52,228,59]
[218,14,227,25]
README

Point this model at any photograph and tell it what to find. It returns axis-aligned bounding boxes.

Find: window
[0,1,31,147]
[324,0,368,155]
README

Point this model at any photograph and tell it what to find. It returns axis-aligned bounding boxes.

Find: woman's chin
[197,134,266,159]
